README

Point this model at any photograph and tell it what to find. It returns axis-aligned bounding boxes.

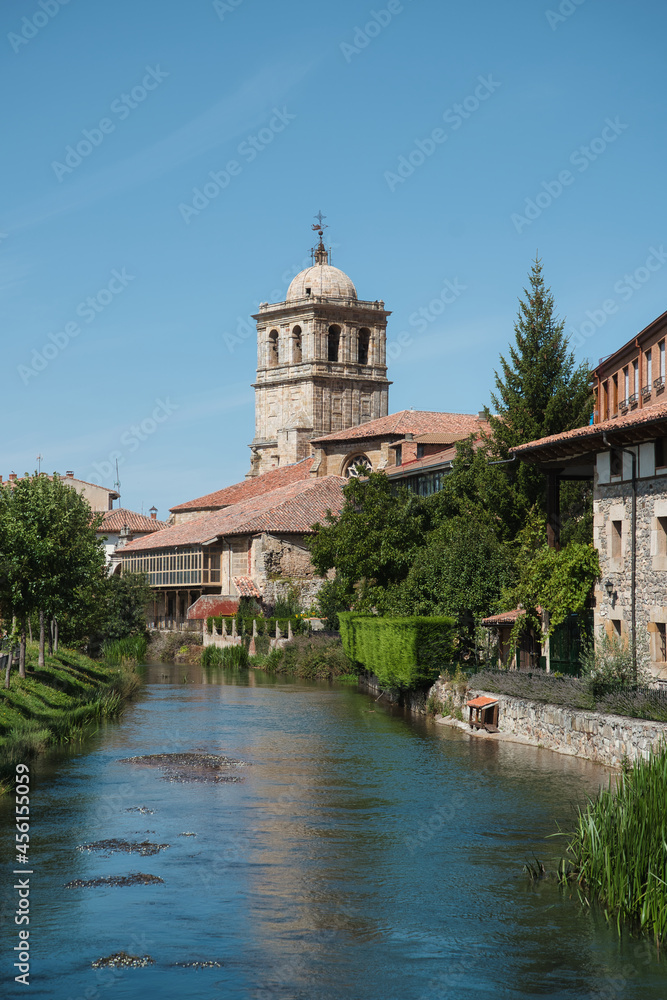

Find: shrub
[201,644,249,668]
[580,630,649,695]
[339,613,456,690]
[257,635,354,680]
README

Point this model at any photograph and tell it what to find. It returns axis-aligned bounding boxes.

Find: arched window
[328,324,340,362]
[292,325,302,363]
[358,328,370,365]
[268,330,279,367]
[343,454,372,478]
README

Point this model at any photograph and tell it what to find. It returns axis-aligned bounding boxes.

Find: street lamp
[604,579,614,599]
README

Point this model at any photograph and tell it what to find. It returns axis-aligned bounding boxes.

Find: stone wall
[428,677,667,768]
[255,532,329,609]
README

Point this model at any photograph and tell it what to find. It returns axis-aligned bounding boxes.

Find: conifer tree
[487,256,593,511]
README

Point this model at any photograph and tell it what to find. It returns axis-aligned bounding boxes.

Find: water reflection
[0,665,664,999]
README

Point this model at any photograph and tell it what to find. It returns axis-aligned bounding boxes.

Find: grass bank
[559,744,667,944]
[0,642,142,793]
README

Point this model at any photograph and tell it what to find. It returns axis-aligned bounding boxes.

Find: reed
[201,644,249,669]
[101,636,148,666]
[559,743,667,943]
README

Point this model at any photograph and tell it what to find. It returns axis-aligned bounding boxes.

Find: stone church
[119,220,487,620]
[247,225,391,476]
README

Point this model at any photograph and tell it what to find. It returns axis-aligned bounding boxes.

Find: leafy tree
[487,256,593,512]
[99,572,152,642]
[308,472,431,613]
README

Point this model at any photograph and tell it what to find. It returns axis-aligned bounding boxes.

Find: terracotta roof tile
[187,596,239,619]
[121,475,346,554]
[481,609,523,626]
[98,508,168,534]
[170,457,315,513]
[233,576,261,598]
[311,410,486,443]
[511,400,667,458]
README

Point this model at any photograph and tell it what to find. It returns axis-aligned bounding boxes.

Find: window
[292,325,302,363]
[602,380,609,420]
[658,623,667,662]
[632,359,639,399]
[612,619,622,639]
[623,366,629,404]
[305,287,311,296]
[358,328,370,365]
[268,330,279,367]
[417,443,425,459]
[328,325,340,362]
[657,438,667,468]
[395,445,402,466]
[612,374,618,414]
[646,349,653,389]
[611,519,622,559]
[658,517,667,557]
[662,341,666,379]
[610,448,622,477]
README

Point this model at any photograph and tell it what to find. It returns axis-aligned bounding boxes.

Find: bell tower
[247,217,391,477]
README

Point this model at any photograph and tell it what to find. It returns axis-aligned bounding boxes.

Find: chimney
[477,411,486,421]
[9,472,17,482]
[65,471,74,478]
[149,506,158,520]
[404,433,414,441]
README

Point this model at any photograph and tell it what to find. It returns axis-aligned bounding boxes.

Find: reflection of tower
[248,219,391,477]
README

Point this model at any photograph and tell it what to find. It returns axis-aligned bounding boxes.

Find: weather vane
[312,210,328,237]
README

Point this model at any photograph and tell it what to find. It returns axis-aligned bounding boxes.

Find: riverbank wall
[360,673,667,768]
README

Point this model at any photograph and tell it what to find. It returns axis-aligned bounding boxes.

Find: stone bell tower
[247,217,391,477]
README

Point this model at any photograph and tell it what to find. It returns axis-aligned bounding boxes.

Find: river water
[1,663,665,999]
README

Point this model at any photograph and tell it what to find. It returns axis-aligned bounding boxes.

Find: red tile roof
[481,609,524,626]
[187,596,239,620]
[311,410,486,443]
[233,577,261,598]
[98,508,168,534]
[120,475,346,554]
[386,446,458,477]
[467,696,499,708]
[511,400,667,459]
[170,457,315,513]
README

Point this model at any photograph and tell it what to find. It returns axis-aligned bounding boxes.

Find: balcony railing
[642,384,652,399]
[618,398,629,410]
[655,375,666,391]
[627,393,638,406]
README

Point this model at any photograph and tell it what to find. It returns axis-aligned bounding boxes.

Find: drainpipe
[602,432,637,679]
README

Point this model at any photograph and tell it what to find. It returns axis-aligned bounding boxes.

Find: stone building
[248,231,391,477]
[513,398,667,680]
[119,475,346,620]
[97,507,168,575]
[1,470,119,512]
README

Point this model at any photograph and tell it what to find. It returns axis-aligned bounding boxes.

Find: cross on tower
[312,210,328,234]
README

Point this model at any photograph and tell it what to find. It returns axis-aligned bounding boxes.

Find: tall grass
[201,644,249,668]
[559,743,667,943]
[102,635,147,666]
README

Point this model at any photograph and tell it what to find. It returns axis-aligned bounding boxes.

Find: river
[1,662,665,999]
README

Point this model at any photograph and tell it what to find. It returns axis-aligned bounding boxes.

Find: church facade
[248,232,391,477]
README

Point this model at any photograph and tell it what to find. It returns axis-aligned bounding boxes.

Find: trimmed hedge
[339,613,456,690]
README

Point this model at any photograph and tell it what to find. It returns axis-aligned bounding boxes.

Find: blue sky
[2,0,666,516]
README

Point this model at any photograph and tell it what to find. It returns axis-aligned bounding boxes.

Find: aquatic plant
[558,743,667,943]
[101,635,147,666]
[201,644,249,669]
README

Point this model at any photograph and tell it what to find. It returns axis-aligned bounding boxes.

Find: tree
[308,472,432,613]
[0,474,107,680]
[487,256,593,512]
